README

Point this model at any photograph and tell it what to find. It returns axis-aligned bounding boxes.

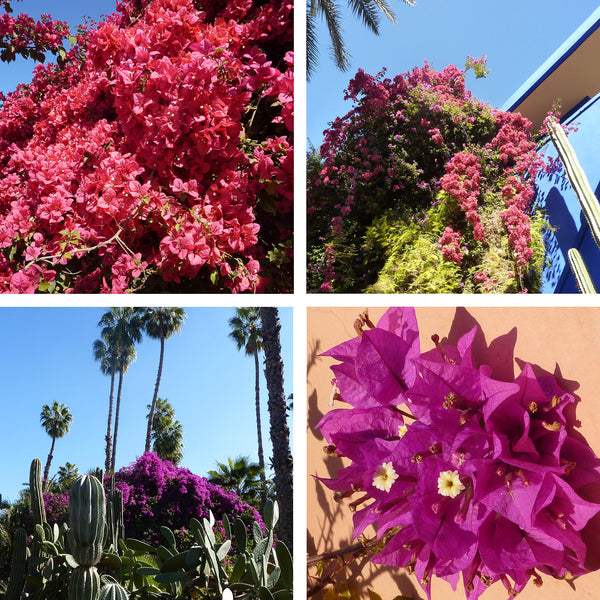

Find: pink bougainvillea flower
[317,308,600,600]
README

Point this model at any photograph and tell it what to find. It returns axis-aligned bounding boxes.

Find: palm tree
[260,308,293,551]
[40,401,72,489]
[56,462,79,491]
[207,456,267,508]
[146,398,184,465]
[93,335,120,472]
[98,307,143,472]
[139,308,187,454]
[228,308,267,499]
[307,0,416,78]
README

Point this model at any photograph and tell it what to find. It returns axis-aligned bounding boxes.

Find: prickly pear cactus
[69,474,106,567]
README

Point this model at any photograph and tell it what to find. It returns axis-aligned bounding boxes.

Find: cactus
[568,248,597,293]
[5,527,28,600]
[99,582,129,600]
[68,566,101,600]
[30,457,47,526]
[548,117,600,251]
[69,474,106,567]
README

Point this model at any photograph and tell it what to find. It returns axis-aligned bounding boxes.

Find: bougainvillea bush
[307,61,547,293]
[113,452,263,542]
[0,0,293,293]
[41,453,263,544]
[317,308,600,599]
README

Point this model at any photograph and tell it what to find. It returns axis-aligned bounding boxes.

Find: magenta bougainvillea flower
[317,308,600,600]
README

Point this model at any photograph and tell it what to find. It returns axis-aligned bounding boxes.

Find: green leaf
[258,586,275,600]
[252,521,263,545]
[126,538,155,554]
[274,541,292,589]
[233,519,247,553]
[136,567,161,576]
[153,570,188,583]
[273,591,293,600]
[160,551,188,573]
[266,565,281,589]
[216,539,231,562]
[229,554,247,584]
[262,500,278,530]
[210,270,218,285]
[64,554,79,569]
[222,513,231,539]
[160,526,176,550]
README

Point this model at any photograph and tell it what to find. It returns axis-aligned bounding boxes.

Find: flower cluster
[0,4,69,63]
[113,452,262,543]
[0,0,293,293]
[307,62,547,294]
[440,152,484,241]
[317,308,600,600]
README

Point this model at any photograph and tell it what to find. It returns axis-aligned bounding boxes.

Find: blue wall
[534,93,600,292]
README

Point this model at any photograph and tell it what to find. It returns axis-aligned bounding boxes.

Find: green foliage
[2,461,292,600]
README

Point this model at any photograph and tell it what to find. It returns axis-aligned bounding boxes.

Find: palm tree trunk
[105,366,116,472]
[254,348,267,506]
[43,436,56,490]
[111,364,125,473]
[260,307,293,551]
[145,326,165,453]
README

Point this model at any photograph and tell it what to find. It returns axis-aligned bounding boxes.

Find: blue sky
[0,307,293,502]
[0,0,117,94]
[308,0,600,148]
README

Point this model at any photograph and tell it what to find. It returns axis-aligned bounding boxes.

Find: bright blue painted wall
[534,93,600,292]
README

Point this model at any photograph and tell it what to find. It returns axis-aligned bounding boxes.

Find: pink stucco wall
[307,306,600,600]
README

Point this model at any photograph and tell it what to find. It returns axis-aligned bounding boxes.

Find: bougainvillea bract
[0,0,293,293]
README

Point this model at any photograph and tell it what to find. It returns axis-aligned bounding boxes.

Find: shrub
[307,60,547,293]
[0,0,293,293]
[113,452,263,543]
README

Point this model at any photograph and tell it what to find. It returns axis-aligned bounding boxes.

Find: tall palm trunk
[105,365,116,472]
[260,307,293,551]
[145,323,165,453]
[253,348,267,504]
[111,363,125,473]
[43,436,57,490]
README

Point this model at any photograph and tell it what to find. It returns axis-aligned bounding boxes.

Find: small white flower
[372,462,399,492]
[398,424,408,438]
[437,470,465,498]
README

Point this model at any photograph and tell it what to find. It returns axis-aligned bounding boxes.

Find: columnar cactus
[99,582,129,600]
[568,247,597,293]
[68,474,106,600]
[548,117,600,293]
[4,527,27,600]
[30,457,47,526]
[69,474,106,566]
[68,566,101,600]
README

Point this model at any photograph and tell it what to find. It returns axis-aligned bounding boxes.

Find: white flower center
[372,462,399,492]
[437,470,465,498]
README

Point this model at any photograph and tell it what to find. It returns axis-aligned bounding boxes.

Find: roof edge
[502,7,600,112]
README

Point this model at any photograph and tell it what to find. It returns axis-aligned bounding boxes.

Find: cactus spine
[5,527,28,600]
[568,248,597,293]
[99,582,129,600]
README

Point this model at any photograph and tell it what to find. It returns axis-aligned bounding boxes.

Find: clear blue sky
[0,0,117,94]
[0,307,292,503]
[308,0,600,148]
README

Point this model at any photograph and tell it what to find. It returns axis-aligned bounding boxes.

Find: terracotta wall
[307,306,600,600]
